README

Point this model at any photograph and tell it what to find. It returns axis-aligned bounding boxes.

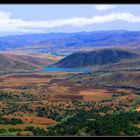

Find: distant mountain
[54,49,139,68]
[0,33,73,51]
[1,30,140,52]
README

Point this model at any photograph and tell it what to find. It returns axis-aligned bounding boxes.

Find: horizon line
[0,29,140,38]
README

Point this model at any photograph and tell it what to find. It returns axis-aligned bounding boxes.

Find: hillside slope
[54,49,139,68]
[0,53,56,74]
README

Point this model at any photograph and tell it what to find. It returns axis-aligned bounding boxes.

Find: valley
[0,31,140,136]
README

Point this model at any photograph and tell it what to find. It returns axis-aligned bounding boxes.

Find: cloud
[0,11,140,33]
[95,5,116,10]
[0,11,12,19]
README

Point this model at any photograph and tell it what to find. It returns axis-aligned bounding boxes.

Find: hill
[54,49,139,68]
[97,58,140,71]
[0,53,57,74]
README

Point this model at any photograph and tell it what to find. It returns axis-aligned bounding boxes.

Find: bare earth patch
[2,113,56,130]
[80,89,112,101]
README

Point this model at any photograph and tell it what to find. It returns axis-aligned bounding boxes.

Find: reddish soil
[7,74,53,79]
[53,94,84,100]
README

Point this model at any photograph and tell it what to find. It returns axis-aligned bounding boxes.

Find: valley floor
[0,70,140,136]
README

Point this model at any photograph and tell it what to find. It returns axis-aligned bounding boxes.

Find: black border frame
[0,2,139,139]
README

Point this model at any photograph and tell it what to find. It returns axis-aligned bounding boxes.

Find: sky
[0,4,140,36]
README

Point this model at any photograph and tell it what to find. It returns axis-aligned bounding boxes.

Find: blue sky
[0,4,140,36]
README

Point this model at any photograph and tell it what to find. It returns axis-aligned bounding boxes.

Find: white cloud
[95,5,116,10]
[0,11,12,19]
[0,11,140,33]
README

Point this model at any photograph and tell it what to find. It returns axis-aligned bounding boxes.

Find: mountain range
[1,30,140,53]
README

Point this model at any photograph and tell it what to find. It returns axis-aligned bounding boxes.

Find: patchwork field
[0,70,140,136]
[0,72,137,101]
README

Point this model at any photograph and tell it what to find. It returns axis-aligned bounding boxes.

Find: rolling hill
[54,49,139,68]
[0,53,57,74]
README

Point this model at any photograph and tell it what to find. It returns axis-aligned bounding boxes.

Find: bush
[0,118,23,125]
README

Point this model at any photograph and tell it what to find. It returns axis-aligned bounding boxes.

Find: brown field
[0,72,136,101]
[80,89,112,101]
[79,88,135,101]
[0,73,54,92]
